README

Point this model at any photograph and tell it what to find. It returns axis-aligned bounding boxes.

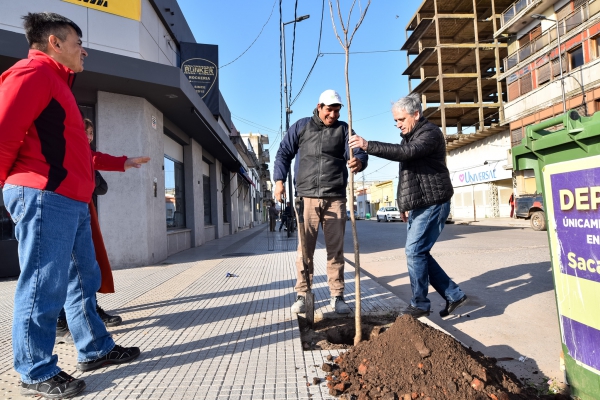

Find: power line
[231,114,279,133]
[320,49,402,55]
[290,0,325,106]
[279,0,283,140]
[220,0,277,69]
[288,0,299,103]
[362,161,394,178]
[354,110,390,122]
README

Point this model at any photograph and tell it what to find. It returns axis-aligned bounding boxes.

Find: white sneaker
[331,296,351,314]
[291,295,306,313]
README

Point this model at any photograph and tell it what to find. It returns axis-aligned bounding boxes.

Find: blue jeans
[2,185,115,384]
[405,201,464,311]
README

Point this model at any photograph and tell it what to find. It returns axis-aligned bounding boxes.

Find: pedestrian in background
[273,89,368,315]
[0,12,141,398]
[56,118,150,344]
[268,201,279,232]
[349,93,468,318]
[509,193,515,218]
[278,201,292,231]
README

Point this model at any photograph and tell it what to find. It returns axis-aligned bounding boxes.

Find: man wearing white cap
[273,90,368,314]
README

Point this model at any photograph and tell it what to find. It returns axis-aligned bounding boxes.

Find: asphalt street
[326,218,560,388]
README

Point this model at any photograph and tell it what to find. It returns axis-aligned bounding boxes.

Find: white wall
[447,131,511,173]
[0,0,177,66]
[96,91,168,267]
[447,131,513,219]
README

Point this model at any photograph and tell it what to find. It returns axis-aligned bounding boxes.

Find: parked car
[514,194,546,231]
[376,206,402,222]
[346,210,359,220]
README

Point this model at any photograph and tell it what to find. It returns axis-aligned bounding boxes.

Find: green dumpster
[513,110,600,399]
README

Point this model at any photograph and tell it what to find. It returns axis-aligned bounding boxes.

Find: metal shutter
[552,55,567,76]
[520,73,533,95]
[508,81,520,101]
[556,2,573,21]
[538,62,551,84]
[511,127,523,146]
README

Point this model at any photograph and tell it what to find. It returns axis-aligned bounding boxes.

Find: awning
[238,167,256,187]
[0,29,241,171]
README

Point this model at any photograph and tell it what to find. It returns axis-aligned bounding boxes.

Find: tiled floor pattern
[0,226,405,399]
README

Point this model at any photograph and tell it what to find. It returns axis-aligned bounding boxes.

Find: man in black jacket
[349,93,467,318]
[273,90,368,315]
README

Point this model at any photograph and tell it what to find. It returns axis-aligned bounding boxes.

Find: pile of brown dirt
[318,315,566,400]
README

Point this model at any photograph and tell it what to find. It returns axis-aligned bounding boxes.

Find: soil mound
[321,315,563,400]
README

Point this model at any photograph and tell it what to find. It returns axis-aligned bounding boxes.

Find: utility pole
[281,14,310,210]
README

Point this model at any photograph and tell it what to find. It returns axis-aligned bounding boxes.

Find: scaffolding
[403,0,514,137]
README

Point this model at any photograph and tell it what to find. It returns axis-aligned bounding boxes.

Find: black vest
[295,113,348,198]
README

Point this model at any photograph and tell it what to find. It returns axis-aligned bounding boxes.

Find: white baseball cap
[318,90,343,106]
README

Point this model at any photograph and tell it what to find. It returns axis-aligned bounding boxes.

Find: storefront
[450,161,513,219]
[0,0,242,267]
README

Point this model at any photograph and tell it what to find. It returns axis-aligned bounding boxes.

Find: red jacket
[0,50,94,202]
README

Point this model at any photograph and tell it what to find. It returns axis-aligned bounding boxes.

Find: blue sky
[178,0,419,183]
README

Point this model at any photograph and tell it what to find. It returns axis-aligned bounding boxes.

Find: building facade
[496,0,600,195]
[0,0,251,272]
[402,0,516,219]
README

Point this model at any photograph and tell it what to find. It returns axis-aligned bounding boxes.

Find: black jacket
[273,109,368,198]
[367,117,453,212]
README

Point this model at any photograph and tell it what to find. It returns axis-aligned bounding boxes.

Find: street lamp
[281,14,310,212]
[532,14,566,113]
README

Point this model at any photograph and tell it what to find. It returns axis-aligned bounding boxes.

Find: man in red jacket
[0,12,140,399]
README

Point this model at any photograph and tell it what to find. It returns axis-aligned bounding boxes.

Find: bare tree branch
[346,0,357,35]
[328,0,371,347]
[328,1,344,48]
[349,1,371,47]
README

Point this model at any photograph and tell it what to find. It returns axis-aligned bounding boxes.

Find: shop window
[164,156,186,229]
[569,46,584,70]
[222,171,229,223]
[204,175,212,225]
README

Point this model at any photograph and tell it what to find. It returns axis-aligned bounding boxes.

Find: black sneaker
[399,305,430,318]
[55,319,74,345]
[77,344,140,372]
[96,305,123,327]
[439,295,469,317]
[20,371,85,399]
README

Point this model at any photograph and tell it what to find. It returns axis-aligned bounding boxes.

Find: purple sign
[562,315,600,371]
[551,167,600,284]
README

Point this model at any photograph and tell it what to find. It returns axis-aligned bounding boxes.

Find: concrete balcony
[502,58,600,124]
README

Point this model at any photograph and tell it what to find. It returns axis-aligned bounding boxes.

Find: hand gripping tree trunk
[329,0,370,346]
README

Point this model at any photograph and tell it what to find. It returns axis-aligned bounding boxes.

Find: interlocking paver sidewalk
[0,225,408,399]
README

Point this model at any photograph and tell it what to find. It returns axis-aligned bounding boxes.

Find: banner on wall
[62,0,141,21]
[543,156,600,373]
[450,162,512,188]
[180,43,219,116]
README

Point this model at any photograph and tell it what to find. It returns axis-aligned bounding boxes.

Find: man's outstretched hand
[124,156,151,170]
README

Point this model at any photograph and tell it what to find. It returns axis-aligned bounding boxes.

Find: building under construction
[402,0,518,220]
[403,0,515,139]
